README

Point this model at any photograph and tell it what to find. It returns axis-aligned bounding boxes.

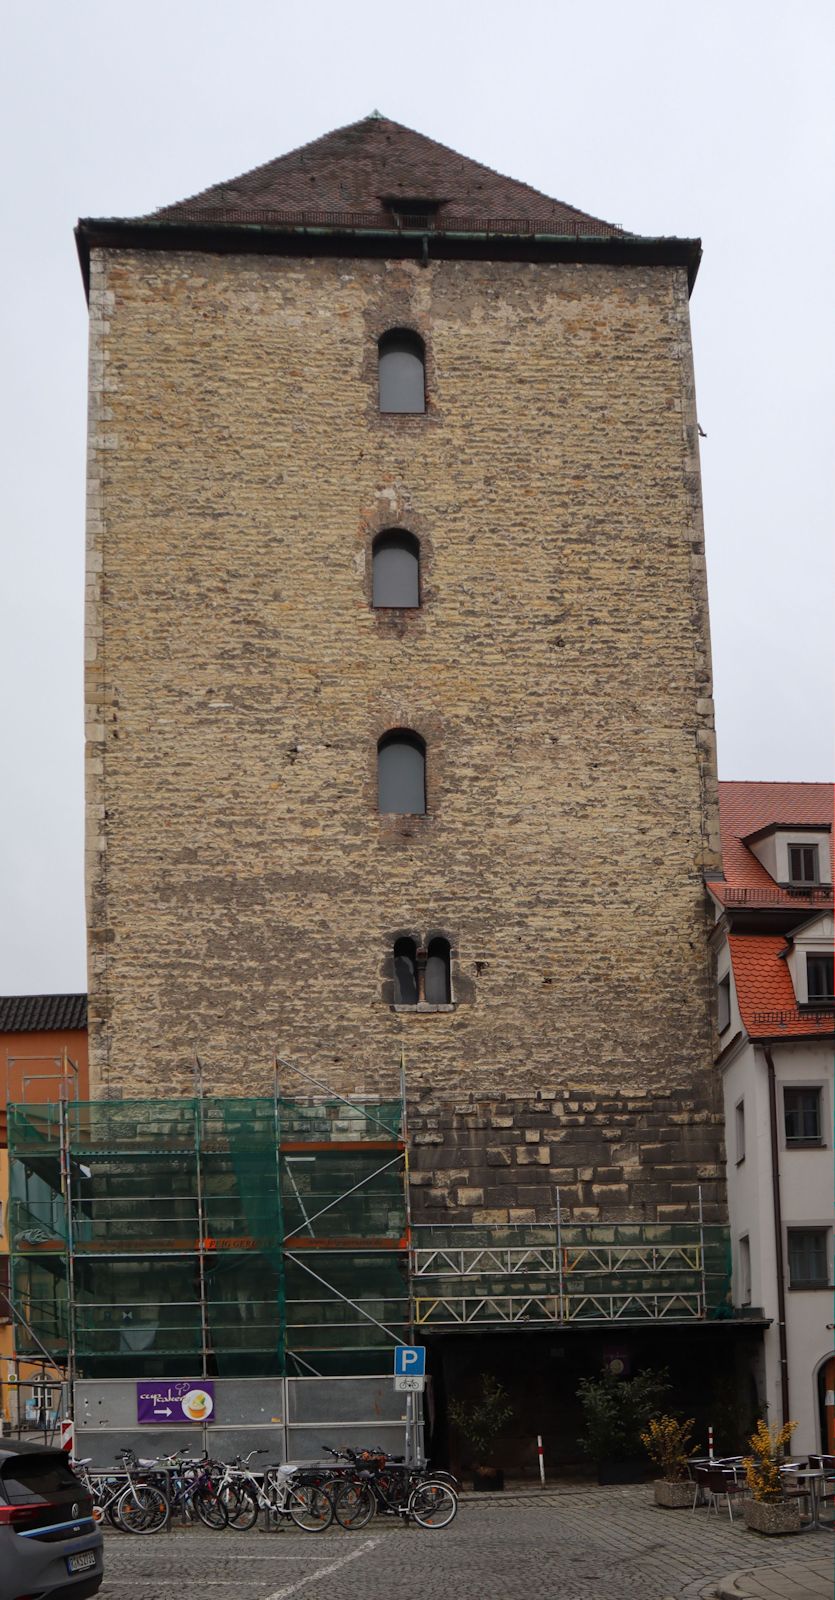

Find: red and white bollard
[537,1433,546,1486]
[60,1418,74,1455]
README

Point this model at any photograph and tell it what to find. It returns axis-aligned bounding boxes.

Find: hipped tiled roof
[0,995,88,1034]
[712,781,833,910]
[728,935,833,1039]
[149,113,626,237]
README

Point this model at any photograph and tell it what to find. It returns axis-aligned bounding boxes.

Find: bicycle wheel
[194,1488,229,1529]
[408,1480,458,1529]
[287,1482,334,1531]
[332,1479,375,1530]
[222,1484,259,1530]
[118,1482,170,1534]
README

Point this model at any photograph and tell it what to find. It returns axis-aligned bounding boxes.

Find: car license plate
[67,1549,97,1574]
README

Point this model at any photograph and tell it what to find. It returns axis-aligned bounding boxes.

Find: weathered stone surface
[84,241,725,1232]
[408,1089,725,1222]
[86,249,721,1106]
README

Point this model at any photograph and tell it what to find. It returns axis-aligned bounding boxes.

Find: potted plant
[449,1374,514,1490]
[742,1419,802,1534]
[577,1366,671,1484]
[640,1414,697,1507]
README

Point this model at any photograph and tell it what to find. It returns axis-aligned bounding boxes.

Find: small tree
[640,1414,696,1482]
[743,1419,797,1503]
[577,1367,671,1464]
[449,1374,514,1467]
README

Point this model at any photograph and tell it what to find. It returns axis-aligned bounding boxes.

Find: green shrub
[449,1374,514,1466]
[577,1366,671,1464]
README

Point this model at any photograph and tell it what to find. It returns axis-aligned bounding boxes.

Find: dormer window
[807,953,834,1003]
[380,196,438,228]
[384,197,440,228]
[789,844,819,885]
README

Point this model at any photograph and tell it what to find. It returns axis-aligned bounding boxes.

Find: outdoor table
[780,1466,826,1529]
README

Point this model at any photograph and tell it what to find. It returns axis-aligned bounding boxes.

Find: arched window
[378,330,425,414]
[425,937,451,1005]
[372,531,420,608]
[394,938,418,1006]
[378,731,426,815]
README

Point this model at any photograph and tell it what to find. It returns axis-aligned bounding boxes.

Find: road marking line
[261,1535,382,1600]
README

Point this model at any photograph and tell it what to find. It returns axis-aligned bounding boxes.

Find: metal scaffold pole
[58,1085,76,1404]
[400,1047,418,1464]
[698,1184,707,1316]
[193,1058,210,1381]
[273,1058,288,1377]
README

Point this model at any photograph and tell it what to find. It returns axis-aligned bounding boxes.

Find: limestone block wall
[84,243,723,1206]
[409,1087,726,1224]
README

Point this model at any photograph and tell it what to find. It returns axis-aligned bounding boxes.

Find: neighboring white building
[710,781,834,1454]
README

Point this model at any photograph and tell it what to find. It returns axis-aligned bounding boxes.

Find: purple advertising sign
[136,1380,215,1426]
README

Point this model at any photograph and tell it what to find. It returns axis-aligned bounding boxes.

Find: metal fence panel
[72,1374,414,1466]
[287,1375,404,1425]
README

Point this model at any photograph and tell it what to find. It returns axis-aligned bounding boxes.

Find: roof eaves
[75,217,702,299]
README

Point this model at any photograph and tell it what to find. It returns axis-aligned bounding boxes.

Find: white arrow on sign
[153,1407,172,1416]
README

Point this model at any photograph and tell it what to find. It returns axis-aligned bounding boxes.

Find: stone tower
[77,115,724,1225]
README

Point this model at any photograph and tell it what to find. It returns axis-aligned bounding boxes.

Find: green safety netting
[7,1096,406,1379]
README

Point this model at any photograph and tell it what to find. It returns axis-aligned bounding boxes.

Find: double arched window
[372,530,420,608]
[378,330,425,414]
[378,731,425,815]
[393,936,452,1006]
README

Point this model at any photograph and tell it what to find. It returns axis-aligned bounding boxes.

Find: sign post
[394,1346,426,1465]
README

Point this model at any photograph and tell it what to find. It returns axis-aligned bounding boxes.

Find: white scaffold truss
[411,1191,721,1328]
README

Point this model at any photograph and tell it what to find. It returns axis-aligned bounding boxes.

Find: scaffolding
[411,1203,732,1327]
[7,1069,409,1381]
[7,1064,734,1390]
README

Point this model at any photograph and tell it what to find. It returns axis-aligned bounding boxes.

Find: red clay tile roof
[713,781,833,910]
[149,114,626,237]
[0,995,87,1034]
[728,934,834,1039]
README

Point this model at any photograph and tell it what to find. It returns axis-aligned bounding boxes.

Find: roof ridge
[719,779,834,787]
[0,991,87,1000]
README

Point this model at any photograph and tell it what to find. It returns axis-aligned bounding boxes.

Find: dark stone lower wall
[408,1086,726,1224]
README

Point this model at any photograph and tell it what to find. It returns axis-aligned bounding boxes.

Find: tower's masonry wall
[85,246,722,1211]
[408,1088,726,1224]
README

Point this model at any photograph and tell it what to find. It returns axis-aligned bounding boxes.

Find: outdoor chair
[779,1462,816,1521]
[808,1455,835,1521]
[689,1461,720,1509]
[701,1466,746,1522]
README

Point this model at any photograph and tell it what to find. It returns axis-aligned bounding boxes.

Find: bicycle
[215,1452,334,1532]
[318,1445,458,1530]
[72,1451,169,1535]
[151,1448,228,1529]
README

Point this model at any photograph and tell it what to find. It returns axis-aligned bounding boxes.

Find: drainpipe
[763,1046,790,1424]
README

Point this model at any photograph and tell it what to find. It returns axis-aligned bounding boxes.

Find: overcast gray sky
[1,0,832,995]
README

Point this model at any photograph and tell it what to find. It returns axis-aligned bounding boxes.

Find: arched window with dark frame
[378,330,426,414]
[393,938,418,1006]
[425,937,451,1005]
[377,731,426,815]
[372,530,420,608]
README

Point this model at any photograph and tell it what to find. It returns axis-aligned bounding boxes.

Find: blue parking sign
[394,1345,426,1377]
